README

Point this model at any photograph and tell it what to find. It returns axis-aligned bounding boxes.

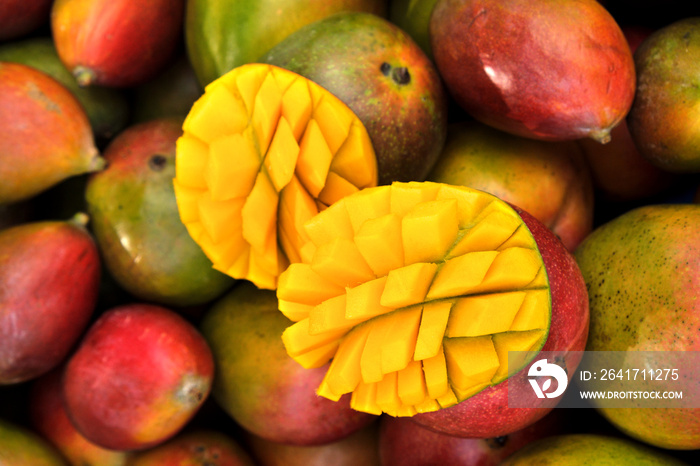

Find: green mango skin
[501,434,686,466]
[0,37,129,142]
[627,17,700,173]
[185,0,388,87]
[85,118,234,307]
[262,12,448,184]
[574,204,700,450]
[0,419,69,466]
[200,282,377,446]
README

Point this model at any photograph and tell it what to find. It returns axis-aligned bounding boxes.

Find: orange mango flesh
[277,182,551,416]
[173,63,377,289]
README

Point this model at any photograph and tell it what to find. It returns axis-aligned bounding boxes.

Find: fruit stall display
[0,0,698,465]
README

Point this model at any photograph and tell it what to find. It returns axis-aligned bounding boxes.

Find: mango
[0,214,101,385]
[126,430,255,466]
[0,37,130,141]
[0,418,68,466]
[184,0,387,87]
[277,181,589,439]
[62,303,215,451]
[0,62,103,205]
[262,11,447,184]
[500,434,686,465]
[430,0,635,143]
[30,369,132,466]
[51,0,185,87]
[85,118,234,307]
[200,282,377,446]
[428,120,594,251]
[174,63,378,289]
[626,17,700,172]
[574,204,700,450]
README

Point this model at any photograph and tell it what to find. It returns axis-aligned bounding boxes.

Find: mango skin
[126,430,255,466]
[574,204,700,450]
[200,282,377,446]
[0,216,101,385]
[62,303,215,452]
[626,17,700,173]
[51,0,185,87]
[262,11,447,184]
[0,62,103,205]
[0,37,130,141]
[30,369,132,466]
[0,418,68,466]
[428,121,594,251]
[185,0,388,87]
[501,434,686,465]
[430,0,635,143]
[85,118,234,307]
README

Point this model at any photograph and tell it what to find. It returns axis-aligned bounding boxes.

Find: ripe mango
[86,118,234,307]
[184,0,388,87]
[262,11,448,184]
[574,204,700,450]
[276,181,590,439]
[51,0,185,87]
[0,214,101,385]
[0,37,129,141]
[0,62,103,205]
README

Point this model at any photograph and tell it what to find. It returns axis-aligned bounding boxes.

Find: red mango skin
[200,282,377,446]
[0,62,102,205]
[62,303,215,451]
[30,369,132,466]
[0,0,52,41]
[0,216,101,385]
[578,25,676,202]
[51,0,185,87]
[0,419,69,466]
[411,206,590,438]
[379,410,564,466]
[430,0,635,143]
[127,430,255,466]
[245,422,381,466]
[428,121,594,251]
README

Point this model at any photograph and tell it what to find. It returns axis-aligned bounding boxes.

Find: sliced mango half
[173,63,378,289]
[277,181,551,416]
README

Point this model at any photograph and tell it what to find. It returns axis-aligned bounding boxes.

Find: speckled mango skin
[574,204,700,450]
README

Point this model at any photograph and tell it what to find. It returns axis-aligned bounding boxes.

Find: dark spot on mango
[148,154,167,171]
[392,66,411,85]
[380,62,391,76]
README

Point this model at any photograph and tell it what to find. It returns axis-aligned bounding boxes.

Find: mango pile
[0,0,698,465]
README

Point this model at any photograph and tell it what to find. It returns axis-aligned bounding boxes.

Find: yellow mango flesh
[174,63,377,289]
[277,181,551,416]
